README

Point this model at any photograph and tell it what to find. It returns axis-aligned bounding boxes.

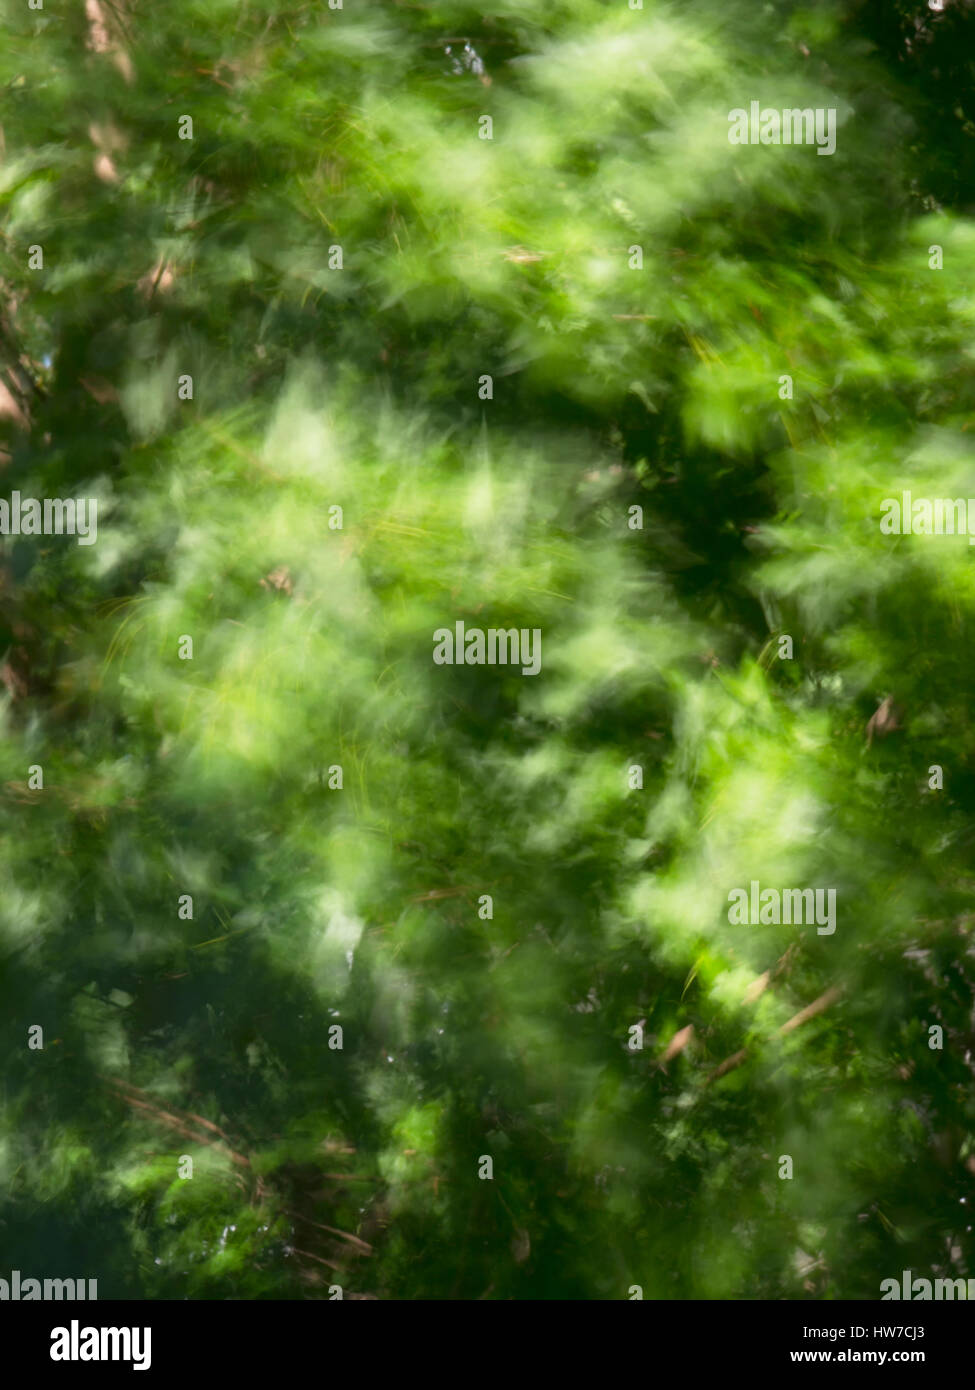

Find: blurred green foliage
[1,0,974,1299]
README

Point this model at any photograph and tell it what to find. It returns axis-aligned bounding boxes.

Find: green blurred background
[1,0,975,1299]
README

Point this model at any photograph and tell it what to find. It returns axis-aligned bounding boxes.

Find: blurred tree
[0,0,974,1300]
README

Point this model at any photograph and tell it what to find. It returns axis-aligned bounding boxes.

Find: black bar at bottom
[0,1296,965,1375]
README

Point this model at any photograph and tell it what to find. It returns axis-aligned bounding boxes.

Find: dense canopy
[1,0,974,1299]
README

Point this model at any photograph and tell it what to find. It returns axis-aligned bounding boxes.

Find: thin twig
[290,1246,343,1272]
[280,1206,372,1254]
[707,984,844,1084]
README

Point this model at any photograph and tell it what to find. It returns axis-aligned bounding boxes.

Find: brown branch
[410,886,476,902]
[707,984,844,1084]
[290,1246,343,1272]
[708,1047,750,1082]
[318,1173,375,1182]
[103,1077,251,1170]
[779,983,843,1035]
[280,1206,372,1254]
[658,1024,695,1066]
